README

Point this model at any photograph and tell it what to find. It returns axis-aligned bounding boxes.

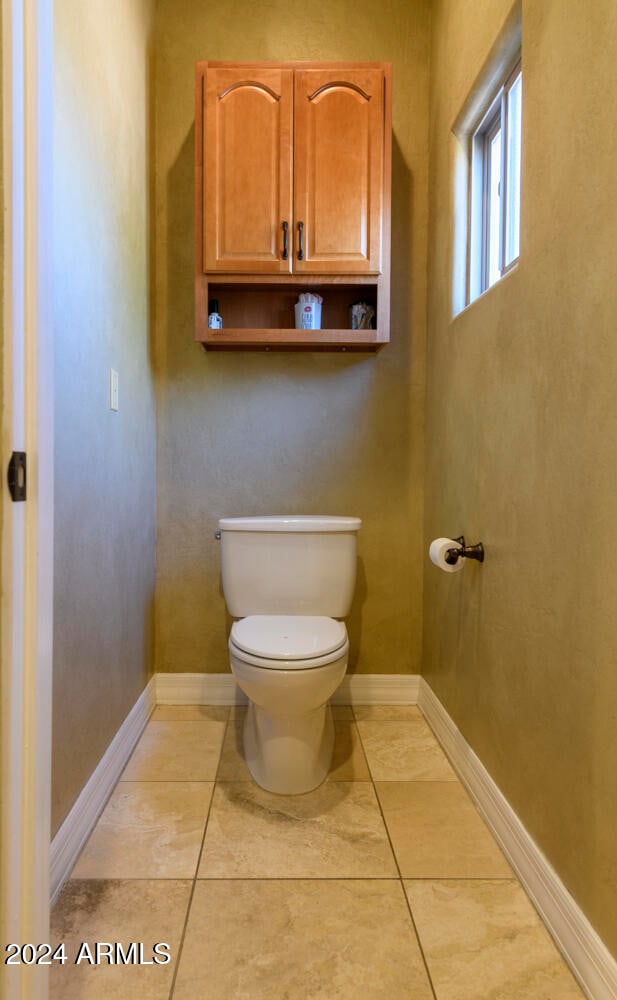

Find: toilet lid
[230,615,347,661]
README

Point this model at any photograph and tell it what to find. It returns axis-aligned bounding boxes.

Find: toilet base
[243,700,335,795]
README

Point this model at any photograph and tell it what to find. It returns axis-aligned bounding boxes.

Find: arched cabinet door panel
[293,68,385,274]
[203,68,293,273]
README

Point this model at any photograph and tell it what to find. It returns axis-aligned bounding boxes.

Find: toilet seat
[230,615,347,670]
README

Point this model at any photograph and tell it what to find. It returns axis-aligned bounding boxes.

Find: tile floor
[51,703,585,999]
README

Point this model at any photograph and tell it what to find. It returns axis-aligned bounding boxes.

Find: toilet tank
[218,515,361,617]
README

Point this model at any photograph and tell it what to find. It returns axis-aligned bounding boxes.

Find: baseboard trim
[332,673,420,704]
[418,678,617,1000]
[50,678,156,905]
[155,672,246,705]
[155,672,420,706]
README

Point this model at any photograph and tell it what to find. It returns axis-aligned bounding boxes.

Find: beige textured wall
[153,0,430,676]
[425,0,617,954]
[0,9,3,618]
[52,0,156,835]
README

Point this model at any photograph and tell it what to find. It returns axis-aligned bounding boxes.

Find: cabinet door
[293,68,385,274]
[204,68,293,273]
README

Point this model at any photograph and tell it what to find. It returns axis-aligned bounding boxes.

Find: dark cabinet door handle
[297,220,304,260]
[282,220,289,260]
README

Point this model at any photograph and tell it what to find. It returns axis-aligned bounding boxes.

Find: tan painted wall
[0,11,3,644]
[52,0,156,835]
[153,0,430,676]
[425,0,617,954]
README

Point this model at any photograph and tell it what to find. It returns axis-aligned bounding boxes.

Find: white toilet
[218,515,361,794]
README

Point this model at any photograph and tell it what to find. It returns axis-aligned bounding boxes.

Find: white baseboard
[418,678,617,1000]
[332,672,419,704]
[155,671,420,706]
[156,672,246,705]
[50,678,156,905]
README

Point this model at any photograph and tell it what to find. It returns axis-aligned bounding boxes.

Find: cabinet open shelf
[196,275,388,351]
[199,330,383,351]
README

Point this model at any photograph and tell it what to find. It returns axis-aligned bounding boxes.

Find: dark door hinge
[8,451,27,501]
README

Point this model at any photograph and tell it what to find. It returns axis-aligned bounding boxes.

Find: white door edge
[1,2,54,998]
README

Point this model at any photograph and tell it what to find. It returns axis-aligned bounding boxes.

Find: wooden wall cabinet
[195,61,392,351]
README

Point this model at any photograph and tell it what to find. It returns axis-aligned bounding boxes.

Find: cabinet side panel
[195,64,208,337]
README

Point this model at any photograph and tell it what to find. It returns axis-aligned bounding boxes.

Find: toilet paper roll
[429,537,465,573]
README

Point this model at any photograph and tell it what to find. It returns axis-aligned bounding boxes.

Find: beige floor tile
[174,879,433,1000]
[354,704,423,721]
[405,879,585,999]
[151,704,229,722]
[199,781,398,878]
[217,720,370,782]
[231,702,352,720]
[122,720,226,780]
[329,721,371,779]
[376,781,512,878]
[331,704,354,719]
[50,879,190,999]
[357,718,457,780]
[71,781,213,879]
[215,721,249,780]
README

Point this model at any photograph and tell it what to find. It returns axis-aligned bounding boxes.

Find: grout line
[66,873,518,884]
[118,778,224,783]
[116,777,374,783]
[167,708,232,999]
[373,790,440,1000]
[347,715,372,779]
[189,875,401,881]
[354,718,440,1000]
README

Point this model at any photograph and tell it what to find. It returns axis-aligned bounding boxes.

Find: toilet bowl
[218,515,361,794]
[229,615,349,793]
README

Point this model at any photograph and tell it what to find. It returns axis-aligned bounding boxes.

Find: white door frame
[1,1,53,998]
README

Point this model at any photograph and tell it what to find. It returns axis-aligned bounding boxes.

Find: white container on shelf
[294,301,322,330]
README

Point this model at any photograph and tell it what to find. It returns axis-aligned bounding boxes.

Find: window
[469,61,522,303]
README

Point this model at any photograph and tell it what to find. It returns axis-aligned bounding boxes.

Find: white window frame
[468,59,521,304]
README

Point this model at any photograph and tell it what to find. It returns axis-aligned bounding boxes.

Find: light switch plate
[110,369,119,411]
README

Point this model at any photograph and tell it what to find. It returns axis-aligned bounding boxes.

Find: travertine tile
[151,704,229,722]
[217,720,370,782]
[230,702,352,720]
[376,781,512,878]
[174,880,433,1000]
[331,704,354,719]
[354,705,423,721]
[122,720,226,780]
[405,880,585,999]
[50,880,190,999]
[329,721,371,780]
[199,781,398,878]
[72,781,213,879]
[215,722,248,780]
[357,718,457,780]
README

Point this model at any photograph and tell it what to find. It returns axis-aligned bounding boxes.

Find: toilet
[218,515,361,794]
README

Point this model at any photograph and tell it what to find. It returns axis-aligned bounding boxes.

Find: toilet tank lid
[218,515,361,533]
